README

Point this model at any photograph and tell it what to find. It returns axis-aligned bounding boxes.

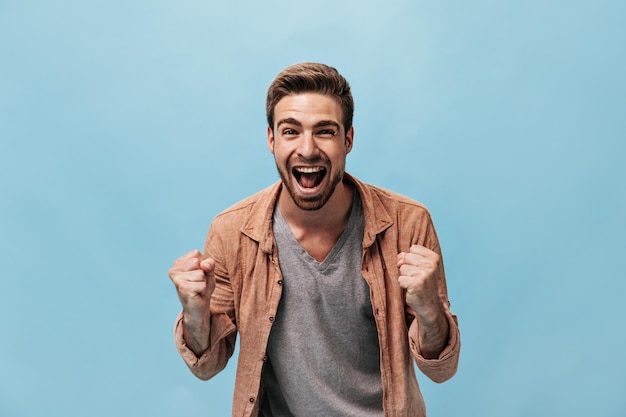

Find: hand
[169,250,216,319]
[397,245,442,321]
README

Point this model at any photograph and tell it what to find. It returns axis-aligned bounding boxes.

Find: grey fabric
[261,192,384,417]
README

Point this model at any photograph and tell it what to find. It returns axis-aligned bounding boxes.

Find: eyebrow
[276,118,341,131]
[276,117,302,128]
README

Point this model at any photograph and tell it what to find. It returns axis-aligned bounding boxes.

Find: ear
[345,126,354,154]
[267,126,275,154]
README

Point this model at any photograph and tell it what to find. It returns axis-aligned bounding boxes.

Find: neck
[278,179,354,232]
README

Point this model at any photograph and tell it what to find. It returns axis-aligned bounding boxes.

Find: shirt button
[277,280,283,286]
[249,397,255,403]
[262,356,268,362]
[269,316,275,322]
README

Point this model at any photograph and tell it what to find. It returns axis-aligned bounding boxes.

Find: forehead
[274,93,343,125]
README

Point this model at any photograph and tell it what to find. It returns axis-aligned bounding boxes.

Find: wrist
[418,306,445,325]
[408,298,445,324]
[183,307,211,328]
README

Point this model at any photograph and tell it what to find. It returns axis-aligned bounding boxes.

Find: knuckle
[410,244,423,253]
[398,265,412,275]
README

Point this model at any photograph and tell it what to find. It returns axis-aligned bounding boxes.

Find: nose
[297,132,319,158]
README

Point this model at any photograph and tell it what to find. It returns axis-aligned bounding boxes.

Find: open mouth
[292,166,327,189]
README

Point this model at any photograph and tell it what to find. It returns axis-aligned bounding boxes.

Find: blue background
[1,1,624,416]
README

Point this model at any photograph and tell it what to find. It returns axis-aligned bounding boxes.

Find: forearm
[415,305,449,359]
[182,309,211,357]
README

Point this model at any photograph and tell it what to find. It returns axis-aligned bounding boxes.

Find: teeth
[295,167,323,173]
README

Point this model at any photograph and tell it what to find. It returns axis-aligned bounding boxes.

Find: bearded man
[169,62,460,417]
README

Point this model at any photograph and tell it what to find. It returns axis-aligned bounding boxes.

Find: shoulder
[213,183,278,221]
[349,174,440,249]
[206,182,280,246]
[366,183,430,212]
[352,175,432,219]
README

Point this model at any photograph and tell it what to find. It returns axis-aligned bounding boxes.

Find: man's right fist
[168,250,216,316]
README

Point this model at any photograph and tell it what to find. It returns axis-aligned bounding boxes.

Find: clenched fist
[397,245,442,321]
[169,250,215,316]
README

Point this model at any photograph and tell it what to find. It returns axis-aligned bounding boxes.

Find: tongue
[300,172,320,189]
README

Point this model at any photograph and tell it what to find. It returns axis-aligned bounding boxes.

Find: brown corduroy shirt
[174,173,460,417]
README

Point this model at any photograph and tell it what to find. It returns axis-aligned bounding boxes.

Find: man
[169,62,460,416]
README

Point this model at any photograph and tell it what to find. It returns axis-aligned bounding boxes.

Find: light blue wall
[1,1,624,416]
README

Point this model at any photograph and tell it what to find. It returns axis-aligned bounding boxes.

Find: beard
[275,156,344,211]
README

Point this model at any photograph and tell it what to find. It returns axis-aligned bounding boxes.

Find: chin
[292,196,328,211]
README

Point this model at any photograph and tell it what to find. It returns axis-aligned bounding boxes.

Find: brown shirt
[174,173,461,417]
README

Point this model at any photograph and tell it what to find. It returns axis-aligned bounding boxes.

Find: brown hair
[266,62,354,131]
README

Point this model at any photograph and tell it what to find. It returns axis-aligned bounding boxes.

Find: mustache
[289,156,329,165]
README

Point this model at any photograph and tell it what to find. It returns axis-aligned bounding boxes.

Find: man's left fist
[397,245,442,318]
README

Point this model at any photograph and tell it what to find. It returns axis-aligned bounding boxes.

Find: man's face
[268,93,354,211]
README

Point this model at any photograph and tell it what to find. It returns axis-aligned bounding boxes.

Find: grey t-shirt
[261,192,384,417]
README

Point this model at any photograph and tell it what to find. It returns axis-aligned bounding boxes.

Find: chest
[291,231,343,263]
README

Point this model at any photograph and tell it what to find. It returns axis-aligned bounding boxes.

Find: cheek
[328,149,348,165]
[272,149,291,167]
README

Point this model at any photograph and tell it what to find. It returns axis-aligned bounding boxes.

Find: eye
[317,129,336,138]
[282,128,298,136]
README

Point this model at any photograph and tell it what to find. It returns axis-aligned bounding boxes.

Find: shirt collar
[239,173,394,253]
